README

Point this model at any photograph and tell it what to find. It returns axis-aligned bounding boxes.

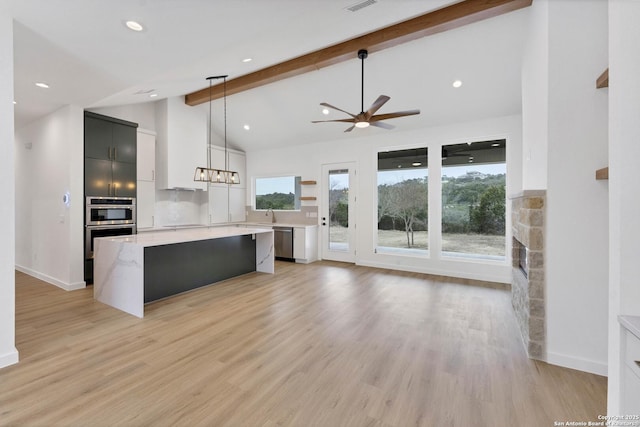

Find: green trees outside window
[376,140,506,259]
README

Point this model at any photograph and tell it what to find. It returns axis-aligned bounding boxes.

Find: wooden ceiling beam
[185,0,532,106]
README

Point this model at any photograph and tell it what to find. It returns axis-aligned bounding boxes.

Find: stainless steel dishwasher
[273,226,294,260]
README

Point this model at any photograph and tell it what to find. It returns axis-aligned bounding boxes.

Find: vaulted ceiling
[11,0,530,152]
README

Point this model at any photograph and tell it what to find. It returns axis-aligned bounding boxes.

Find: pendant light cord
[224,76,228,171]
[207,77,212,170]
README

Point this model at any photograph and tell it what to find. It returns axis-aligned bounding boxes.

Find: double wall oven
[85,196,136,283]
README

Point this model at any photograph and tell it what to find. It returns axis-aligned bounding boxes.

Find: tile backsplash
[246,205,318,225]
[154,189,207,226]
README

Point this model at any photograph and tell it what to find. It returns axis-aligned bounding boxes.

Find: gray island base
[93,227,274,317]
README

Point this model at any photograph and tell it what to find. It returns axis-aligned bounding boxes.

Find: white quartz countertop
[99,226,273,248]
[242,222,318,229]
[138,222,317,233]
[619,315,640,340]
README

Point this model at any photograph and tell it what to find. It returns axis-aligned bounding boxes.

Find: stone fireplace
[510,190,545,360]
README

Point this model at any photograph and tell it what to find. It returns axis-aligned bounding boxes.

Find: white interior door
[321,162,356,263]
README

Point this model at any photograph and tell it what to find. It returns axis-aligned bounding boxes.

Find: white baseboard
[15,265,86,291]
[546,351,608,377]
[356,260,511,284]
[0,348,19,369]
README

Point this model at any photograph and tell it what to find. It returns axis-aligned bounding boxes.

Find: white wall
[87,103,156,132]
[0,0,18,369]
[607,0,640,414]
[14,105,85,290]
[521,0,548,190]
[248,114,522,284]
[544,0,609,376]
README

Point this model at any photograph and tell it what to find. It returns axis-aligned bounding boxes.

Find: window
[441,140,506,259]
[377,148,428,254]
[255,176,301,210]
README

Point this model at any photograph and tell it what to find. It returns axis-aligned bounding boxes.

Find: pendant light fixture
[193,75,240,184]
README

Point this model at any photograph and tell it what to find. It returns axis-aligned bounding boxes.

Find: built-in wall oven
[85,196,136,283]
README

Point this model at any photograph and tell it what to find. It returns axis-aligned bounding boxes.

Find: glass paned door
[321,162,356,263]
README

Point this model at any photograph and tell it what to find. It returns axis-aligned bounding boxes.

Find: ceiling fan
[311,49,420,132]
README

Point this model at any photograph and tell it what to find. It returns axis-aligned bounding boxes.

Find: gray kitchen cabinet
[84,112,138,197]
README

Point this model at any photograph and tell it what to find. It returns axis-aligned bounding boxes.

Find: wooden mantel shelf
[596,68,609,89]
[595,167,609,180]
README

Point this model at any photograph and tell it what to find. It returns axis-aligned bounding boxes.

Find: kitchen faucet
[266,208,276,223]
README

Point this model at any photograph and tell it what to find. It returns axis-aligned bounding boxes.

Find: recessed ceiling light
[412,162,422,166]
[149,93,158,98]
[452,80,463,88]
[242,58,252,63]
[35,82,49,89]
[322,108,330,115]
[125,21,144,32]
[491,143,500,147]
[243,124,250,130]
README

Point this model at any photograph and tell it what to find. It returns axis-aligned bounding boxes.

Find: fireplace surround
[510,190,546,360]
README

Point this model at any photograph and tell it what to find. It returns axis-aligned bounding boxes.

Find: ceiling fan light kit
[312,49,420,132]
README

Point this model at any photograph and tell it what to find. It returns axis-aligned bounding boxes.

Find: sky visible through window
[255,176,295,195]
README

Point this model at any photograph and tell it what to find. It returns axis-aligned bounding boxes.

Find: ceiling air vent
[345,0,377,12]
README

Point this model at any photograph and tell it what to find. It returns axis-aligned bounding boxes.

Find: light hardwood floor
[2,262,606,426]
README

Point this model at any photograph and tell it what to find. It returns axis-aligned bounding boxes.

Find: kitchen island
[93,226,274,317]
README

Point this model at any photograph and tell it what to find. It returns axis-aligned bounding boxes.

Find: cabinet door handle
[108,147,112,160]
[113,147,117,161]
[152,215,154,227]
[108,183,111,196]
[152,170,155,181]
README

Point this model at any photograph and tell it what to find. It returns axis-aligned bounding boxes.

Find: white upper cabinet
[208,145,246,189]
[228,150,246,189]
[136,129,156,182]
[155,97,207,190]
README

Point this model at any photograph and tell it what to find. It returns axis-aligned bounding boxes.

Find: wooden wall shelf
[596,68,609,89]
[300,196,317,201]
[595,167,609,180]
[300,180,316,185]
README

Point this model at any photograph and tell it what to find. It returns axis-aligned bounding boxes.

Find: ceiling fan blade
[370,109,421,122]
[311,118,356,124]
[369,121,394,130]
[344,125,356,133]
[320,102,356,118]
[365,95,390,119]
